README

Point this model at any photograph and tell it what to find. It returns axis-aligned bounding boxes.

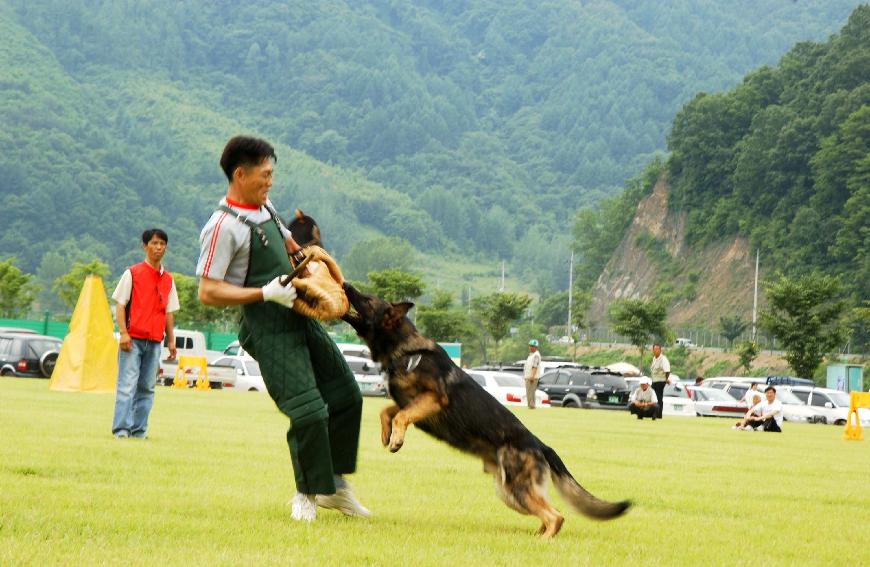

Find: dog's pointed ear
[390,302,414,317]
[295,209,305,222]
[382,301,414,329]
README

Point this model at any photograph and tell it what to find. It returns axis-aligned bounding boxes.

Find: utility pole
[567,250,574,336]
[499,260,505,292]
[751,249,759,343]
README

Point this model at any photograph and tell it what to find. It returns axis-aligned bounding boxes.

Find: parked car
[223,339,372,360]
[537,368,630,409]
[675,337,695,348]
[662,382,696,417]
[345,355,386,397]
[160,330,237,388]
[783,386,870,426]
[210,356,265,392]
[688,387,749,418]
[772,388,823,424]
[471,364,524,375]
[465,370,549,408]
[765,375,815,387]
[703,379,824,423]
[0,332,63,378]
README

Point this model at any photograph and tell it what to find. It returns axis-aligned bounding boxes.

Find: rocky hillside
[588,174,760,328]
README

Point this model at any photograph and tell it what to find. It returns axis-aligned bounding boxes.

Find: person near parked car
[649,343,670,419]
[196,136,367,523]
[111,228,179,439]
[523,339,542,409]
[740,382,761,406]
[733,386,783,432]
[629,377,658,420]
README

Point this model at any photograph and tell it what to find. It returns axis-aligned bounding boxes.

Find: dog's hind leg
[388,391,442,452]
[379,404,400,447]
[495,447,565,538]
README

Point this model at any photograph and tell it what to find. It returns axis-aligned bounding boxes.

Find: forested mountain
[0,0,859,305]
[585,6,869,325]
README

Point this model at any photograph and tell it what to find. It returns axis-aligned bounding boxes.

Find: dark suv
[0,332,63,378]
[537,368,631,409]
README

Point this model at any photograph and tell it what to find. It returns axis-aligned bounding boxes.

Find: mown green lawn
[1,378,868,566]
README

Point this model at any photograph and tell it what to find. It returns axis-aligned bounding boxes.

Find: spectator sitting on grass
[629,377,658,420]
[733,386,783,432]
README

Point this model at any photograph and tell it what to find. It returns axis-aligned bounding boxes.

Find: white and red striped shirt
[196,198,291,286]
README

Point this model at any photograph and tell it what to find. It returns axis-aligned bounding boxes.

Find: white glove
[262,276,297,308]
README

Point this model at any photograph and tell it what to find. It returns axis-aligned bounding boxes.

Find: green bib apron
[236,208,361,495]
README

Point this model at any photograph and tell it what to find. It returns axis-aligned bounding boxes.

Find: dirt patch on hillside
[588,175,763,328]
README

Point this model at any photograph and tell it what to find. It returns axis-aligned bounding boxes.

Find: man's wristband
[290,250,306,267]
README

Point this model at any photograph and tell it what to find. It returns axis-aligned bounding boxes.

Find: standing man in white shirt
[734,386,783,432]
[523,339,542,409]
[649,342,670,419]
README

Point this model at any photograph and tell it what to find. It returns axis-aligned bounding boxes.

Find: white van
[675,338,695,348]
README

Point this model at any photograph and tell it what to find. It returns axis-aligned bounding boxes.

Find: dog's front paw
[388,430,405,453]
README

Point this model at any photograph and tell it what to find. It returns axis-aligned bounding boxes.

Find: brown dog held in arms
[341,283,630,537]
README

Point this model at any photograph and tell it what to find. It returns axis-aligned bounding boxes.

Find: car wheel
[248,387,258,392]
[563,400,578,408]
[40,351,59,377]
[834,419,846,426]
[0,367,14,376]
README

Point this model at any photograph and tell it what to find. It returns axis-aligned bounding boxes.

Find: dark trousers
[630,404,657,419]
[746,417,781,432]
[651,381,666,418]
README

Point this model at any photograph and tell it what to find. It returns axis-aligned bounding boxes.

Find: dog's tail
[542,445,630,520]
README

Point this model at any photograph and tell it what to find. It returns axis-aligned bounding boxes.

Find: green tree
[366,269,425,303]
[735,340,758,374]
[171,273,237,331]
[607,298,669,366]
[416,289,470,342]
[52,259,110,313]
[342,237,415,281]
[759,273,848,378]
[471,292,531,363]
[719,315,749,350]
[535,291,569,329]
[0,258,38,317]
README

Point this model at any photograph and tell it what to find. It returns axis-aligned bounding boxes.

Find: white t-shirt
[196,198,292,286]
[742,388,763,406]
[630,386,658,404]
[523,350,541,379]
[112,266,180,313]
[750,398,783,426]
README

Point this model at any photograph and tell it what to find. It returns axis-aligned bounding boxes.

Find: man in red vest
[111,228,179,439]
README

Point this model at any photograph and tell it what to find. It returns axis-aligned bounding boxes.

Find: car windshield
[775,389,804,405]
[244,361,260,376]
[696,389,734,401]
[826,391,850,406]
[494,374,524,387]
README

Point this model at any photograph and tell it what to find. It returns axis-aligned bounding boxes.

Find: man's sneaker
[114,430,130,439]
[316,485,371,518]
[290,492,316,522]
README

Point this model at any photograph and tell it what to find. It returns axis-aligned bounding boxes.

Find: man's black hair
[142,228,168,245]
[764,386,776,393]
[220,135,277,181]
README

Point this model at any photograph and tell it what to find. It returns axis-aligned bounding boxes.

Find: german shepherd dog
[341,283,630,537]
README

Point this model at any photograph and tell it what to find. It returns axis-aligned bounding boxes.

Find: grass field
[2,379,869,566]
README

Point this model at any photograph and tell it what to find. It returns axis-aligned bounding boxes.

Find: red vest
[126,261,174,342]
